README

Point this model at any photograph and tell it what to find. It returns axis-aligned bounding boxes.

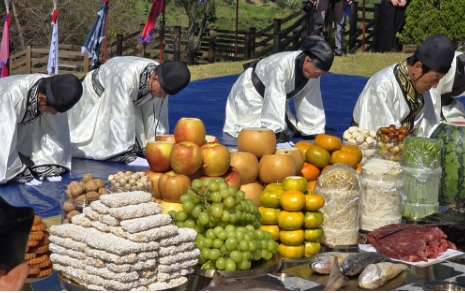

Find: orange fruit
[305,194,325,211]
[314,134,342,153]
[260,188,284,208]
[279,190,306,211]
[278,243,305,259]
[330,150,358,168]
[307,180,317,194]
[294,141,313,157]
[304,228,324,241]
[305,145,330,168]
[304,241,321,257]
[355,163,363,173]
[304,211,324,229]
[260,225,280,242]
[280,229,304,246]
[277,210,305,230]
[299,162,320,181]
[340,145,363,164]
[258,206,281,225]
[264,183,283,191]
[282,176,308,192]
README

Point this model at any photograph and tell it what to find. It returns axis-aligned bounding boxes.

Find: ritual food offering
[62,174,109,223]
[359,158,403,231]
[314,164,360,246]
[26,215,53,278]
[108,171,153,193]
[342,126,377,163]
[376,124,409,162]
[50,191,197,290]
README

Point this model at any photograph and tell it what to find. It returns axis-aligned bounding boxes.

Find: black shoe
[335,52,347,57]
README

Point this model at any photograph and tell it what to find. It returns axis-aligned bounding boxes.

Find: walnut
[74,195,87,207]
[68,181,84,198]
[94,178,105,189]
[85,191,100,202]
[67,210,80,219]
[82,173,94,183]
[98,188,109,195]
[62,201,75,212]
[65,189,73,200]
[85,180,99,193]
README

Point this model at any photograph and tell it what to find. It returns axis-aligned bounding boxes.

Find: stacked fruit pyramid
[25,215,53,278]
[259,176,325,259]
[49,191,198,290]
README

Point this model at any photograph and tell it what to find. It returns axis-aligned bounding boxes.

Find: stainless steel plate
[422,280,465,291]
[193,253,282,278]
[320,234,367,250]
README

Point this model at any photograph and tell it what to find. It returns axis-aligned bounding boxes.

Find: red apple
[145,141,174,172]
[222,167,242,191]
[145,169,165,200]
[156,134,176,143]
[170,141,203,175]
[200,143,231,176]
[158,171,192,203]
[204,135,219,144]
[174,117,206,146]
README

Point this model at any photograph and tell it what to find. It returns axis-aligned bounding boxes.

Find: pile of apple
[145,117,241,212]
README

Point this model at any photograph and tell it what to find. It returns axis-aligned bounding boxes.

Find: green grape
[195,237,205,250]
[236,210,242,221]
[255,229,265,240]
[168,210,177,219]
[271,242,279,254]
[218,182,229,191]
[210,191,222,203]
[228,186,237,197]
[245,214,253,222]
[197,254,207,265]
[211,204,223,218]
[179,194,191,204]
[235,190,246,201]
[267,239,276,251]
[217,231,228,241]
[184,219,196,229]
[239,240,249,252]
[238,259,250,270]
[202,262,216,270]
[215,257,226,270]
[192,205,202,218]
[236,227,247,233]
[224,225,236,233]
[248,240,258,252]
[221,210,231,222]
[202,178,213,186]
[209,214,220,223]
[182,201,195,214]
[245,224,255,232]
[235,202,243,211]
[187,189,197,197]
[216,220,228,228]
[242,251,252,261]
[205,229,216,240]
[208,181,219,192]
[220,245,228,254]
[208,248,221,261]
[244,202,251,213]
[220,188,230,199]
[225,258,237,271]
[191,179,203,191]
[175,211,187,222]
[253,250,261,260]
[213,226,223,236]
[214,177,226,185]
[224,197,236,208]
[191,195,201,204]
[225,238,238,251]
[206,221,216,228]
[262,250,273,260]
[229,213,237,223]
[199,212,210,226]
[229,250,243,263]
[176,222,185,228]
[227,231,236,239]
[260,240,268,251]
[264,231,272,240]
[236,230,244,242]
[201,247,210,259]
[196,224,205,234]
[212,239,224,249]
[243,234,252,241]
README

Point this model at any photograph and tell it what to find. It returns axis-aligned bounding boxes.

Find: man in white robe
[223,36,334,143]
[352,34,456,137]
[0,74,83,184]
[68,57,191,163]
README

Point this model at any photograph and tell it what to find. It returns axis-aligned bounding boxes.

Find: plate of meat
[359,223,464,267]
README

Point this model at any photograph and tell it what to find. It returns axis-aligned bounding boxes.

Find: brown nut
[65,189,73,200]
[98,188,109,195]
[85,191,100,202]
[85,180,99,193]
[62,201,75,212]
[66,210,80,219]
[74,195,87,207]
[68,181,84,198]
[94,178,105,189]
[82,173,94,183]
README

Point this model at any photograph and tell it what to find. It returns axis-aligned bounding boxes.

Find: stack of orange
[294,134,363,183]
[258,176,325,259]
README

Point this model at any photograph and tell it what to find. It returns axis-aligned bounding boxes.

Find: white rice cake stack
[49,190,198,290]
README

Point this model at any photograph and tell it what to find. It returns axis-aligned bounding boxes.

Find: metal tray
[422,280,465,291]
[282,262,424,291]
[25,273,53,284]
[320,234,367,250]
[193,253,282,278]
[58,273,189,291]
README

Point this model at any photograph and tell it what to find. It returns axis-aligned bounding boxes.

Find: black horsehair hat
[0,196,35,271]
[45,74,84,112]
[301,35,334,72]
[156,61,191,95]
[413,34,455,74]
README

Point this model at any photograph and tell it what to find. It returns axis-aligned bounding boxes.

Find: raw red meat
[366,224,457,262]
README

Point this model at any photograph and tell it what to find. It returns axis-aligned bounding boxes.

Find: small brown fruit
[98,188,109,195]
[94,178,105,189]
[82,173,94,183]
[68,181,84,198]
[85,191,100,202]
[65,189,73,200]
[85,180,99,193]
[66,210,80,219]
[62,201,75,212]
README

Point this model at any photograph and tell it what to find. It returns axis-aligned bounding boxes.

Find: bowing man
[68,56,191,163]
[223,36,334,143]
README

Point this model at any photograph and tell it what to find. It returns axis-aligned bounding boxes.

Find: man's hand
[0,263,29,291]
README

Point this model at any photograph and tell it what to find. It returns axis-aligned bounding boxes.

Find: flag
[82,0,108,65]
[47,9,59,75]
[139,0,165,43]
[0,12,10,77]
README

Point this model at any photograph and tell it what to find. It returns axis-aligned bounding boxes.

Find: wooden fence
[9,1,379,75]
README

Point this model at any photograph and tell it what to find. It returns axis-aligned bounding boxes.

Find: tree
[181,0,211,65]
[400,0,465,45]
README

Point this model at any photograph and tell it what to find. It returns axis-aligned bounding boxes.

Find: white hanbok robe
[223,51,325,138]
[0,74,72,184]
[352,64,438,137]
[426,51,465,124]
[68,56,168,161]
